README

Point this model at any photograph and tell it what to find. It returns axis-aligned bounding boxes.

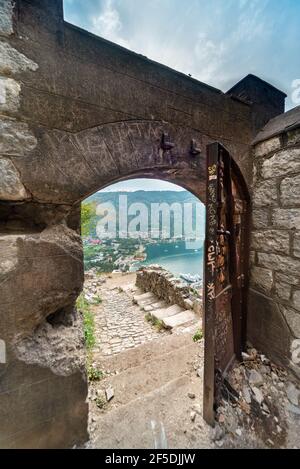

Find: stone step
[133,292,156,303]
[151,304,184,320]
[93,330,195,374]
[94,341,198,409]
[143,300,167,312]
[174,319,202,336]
[119,283,136,293]
[91,374,211,449]
[136,294,158,307]
[163,310,197,329]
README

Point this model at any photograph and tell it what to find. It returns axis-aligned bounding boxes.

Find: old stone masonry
[0,0,300,449]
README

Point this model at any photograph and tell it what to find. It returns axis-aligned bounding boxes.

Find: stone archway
[3,112,299,448]
[9,120,212,204]
[0,118,246,448]
[0,0,288,449]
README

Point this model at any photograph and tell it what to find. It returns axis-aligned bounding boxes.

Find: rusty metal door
[203,142,250,426]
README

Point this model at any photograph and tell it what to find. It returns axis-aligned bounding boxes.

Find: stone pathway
[83,271,211,449]
[88,320,211,449]
[85,273,167,357]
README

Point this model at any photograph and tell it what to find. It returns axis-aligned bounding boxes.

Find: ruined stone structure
[136,266,203,315]
[0,0,298,449]
[249,107,300,378]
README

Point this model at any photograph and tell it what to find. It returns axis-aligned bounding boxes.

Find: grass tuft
[76,294,96,350]
[145,313,165,332]
[87,366,104,382]
[193,329,203,342]
[95,396,106,409]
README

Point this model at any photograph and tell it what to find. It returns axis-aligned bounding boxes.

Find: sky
[63,0,300,191]
[101,179,185,192]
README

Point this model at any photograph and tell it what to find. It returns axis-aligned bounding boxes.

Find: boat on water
[180,273,202,284]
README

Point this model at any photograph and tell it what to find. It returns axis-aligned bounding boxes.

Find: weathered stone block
[253,180,278,208]
[275,272,299,287]
[287,128,300,146]
[294,232,300,258]
[249,251,256,266]
[0,359,88,449]
[0,158,30,201]
[0,40,38,75]
[0,224,84,339]
[0,77,20,114]
[16,312,86,376]
[257,252,300,277]
[253,162,258,185]
[261,149,300,179]
[254,136,281,158]
[272,209,300,230]
[250,266,273,293]
[0,0,14,37]
[251,230,290,254]
[274,281,291,302]
[280,175,300,207]
[247,289,291,365]
[252,209,270,229]
[280,306,300,338]
[293,290,300,312]
[0,117,37,156]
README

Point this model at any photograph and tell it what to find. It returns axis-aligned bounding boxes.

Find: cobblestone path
[93,280,164,357]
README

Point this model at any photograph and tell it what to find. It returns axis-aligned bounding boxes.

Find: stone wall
[249,107,300,378]
[136,266,203,316]
[0,0,88,449]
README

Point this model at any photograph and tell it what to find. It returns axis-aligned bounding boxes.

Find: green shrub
[92,295,102,305]
[145,313,165,332]
[76,294,95,350]
[193,329,203,342]
[87,366,104,382]
[95,396,106,409]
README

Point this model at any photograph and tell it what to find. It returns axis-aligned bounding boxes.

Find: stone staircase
[89,329,210,449]
[115,281,201,332]
[131,289,201,332]
[87,273,208,449]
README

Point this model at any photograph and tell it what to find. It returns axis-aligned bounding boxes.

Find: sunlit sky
[101,179,185,192]
[63,0,300,191]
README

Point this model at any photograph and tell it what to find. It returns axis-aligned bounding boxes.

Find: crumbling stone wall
[136,266,203,315]
[249,107,300,379]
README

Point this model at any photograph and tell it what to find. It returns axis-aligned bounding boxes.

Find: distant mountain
[87,190,202,206]
[83,190,205,239]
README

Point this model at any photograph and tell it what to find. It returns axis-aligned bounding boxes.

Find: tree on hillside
[81,202,95,238]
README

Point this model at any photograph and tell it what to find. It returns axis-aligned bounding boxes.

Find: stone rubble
[105,387,115,402]
[206,346,300,448]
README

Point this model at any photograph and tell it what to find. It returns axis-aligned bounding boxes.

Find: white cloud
[193,33,226,84]
[91,0,131,48]
[64,0,297,108]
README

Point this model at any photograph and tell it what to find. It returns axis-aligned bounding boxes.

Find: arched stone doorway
[0,118,250,447]
[0,0,287,448]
